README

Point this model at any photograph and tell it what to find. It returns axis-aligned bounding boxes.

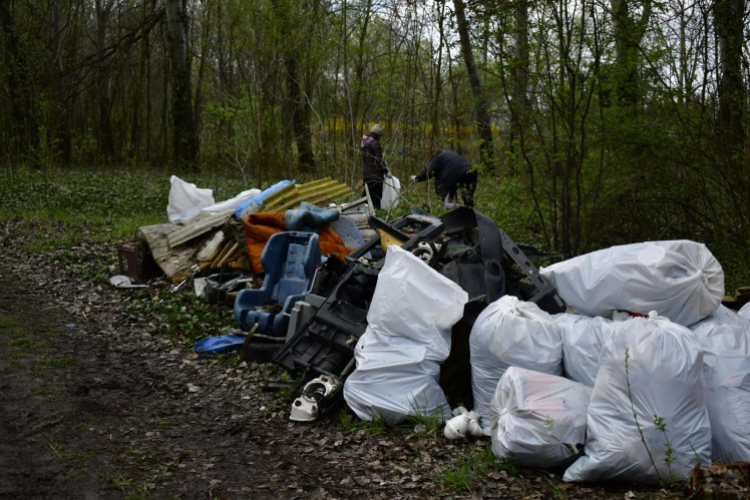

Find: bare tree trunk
[713,0,746,151]
[510,0,529,173]
[165,0,198,167]
[1,0,34,157]
[454,0,494,167]
[95,0,116,160]
[610,0,651,107]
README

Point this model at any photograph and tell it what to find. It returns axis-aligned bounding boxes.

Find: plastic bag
[564,312,711,484]
[167,175,215,223]
[739,302,750,321]
[490,367,592,468]
[540,240,724,327]
[555,314,612,388]
[343,246,468,424]
[201,188,260,213]
[691,305,750,463]
[470,296,563,429]
[381,174,401,209]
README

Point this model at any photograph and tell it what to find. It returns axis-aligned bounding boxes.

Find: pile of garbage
[113,175,750,487]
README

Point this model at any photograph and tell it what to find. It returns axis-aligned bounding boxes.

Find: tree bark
[165,0,198,167]
[713,0,746,150]
[510,0,529,172]
[454,0,494,167]
[95,0,116,160]
[610,0,651,107]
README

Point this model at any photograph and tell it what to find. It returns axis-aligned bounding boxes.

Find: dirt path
[0,223,673,499]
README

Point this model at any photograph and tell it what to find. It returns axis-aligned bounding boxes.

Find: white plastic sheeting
[555,314,612,388]
[490,368,591,468]
[691,305,750,463]
[381,174,401,209]
[167,176,215,223]
[540,240,724,327]
[470,296,563,429]
[343,246,468,424]
[739,302,750,321]
[564,312,711,484]
[201,188,261,213]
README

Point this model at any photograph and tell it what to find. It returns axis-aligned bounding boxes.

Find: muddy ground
[0,219,677,499]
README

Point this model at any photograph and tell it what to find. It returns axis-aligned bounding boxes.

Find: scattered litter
[443,406,483,440]
[343,246,468,424]
[187,383,201,393]
[167,175,214,223]
[109,275,148,289]
[470,295,563,429]
[564,312,711,484]
[65,323,77,328]
[541,240,725,326]
[691,305,750,462]
[489,367,591,468]
[202,188,261,213]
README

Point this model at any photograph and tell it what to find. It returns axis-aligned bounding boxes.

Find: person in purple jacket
[410,150,478,208]
[360,124,387,208]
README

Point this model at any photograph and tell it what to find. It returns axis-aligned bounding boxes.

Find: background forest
[1,0,748,282]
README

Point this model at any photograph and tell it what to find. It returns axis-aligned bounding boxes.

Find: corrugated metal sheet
[262,178,353,212]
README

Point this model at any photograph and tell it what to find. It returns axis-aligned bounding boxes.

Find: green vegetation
[435,446,519,492]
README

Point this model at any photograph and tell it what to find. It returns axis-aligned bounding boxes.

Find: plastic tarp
[555,314,612,388]
[235,180,294,220]
[564,312,711,484]
[381,174,401,209]
[201,188,260,213]
[739,302,750,321]
[691,305,750,463]
[167,175,215,223]
[470,296,563,430]
[490,367,592,468]
[343,246,469,424]
[540,240,724,327]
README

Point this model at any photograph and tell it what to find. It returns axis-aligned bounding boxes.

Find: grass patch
[339,410,388,438]
[10,337,45,351]
[34,356,76,376]
[435,446,519,493]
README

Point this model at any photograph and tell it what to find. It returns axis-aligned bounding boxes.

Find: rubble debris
[489,367,591,468]
[564,312,711,484]
[235,179,294,220]
[261,178,353,212]
[343,246,468,424]
[194,273,253,304]
[244,212,352,274]
[541,240,725,327]
[290,375,342,422]
[234,232,321,336]
[691,306,750,463]
[168,210,234,248]
[470,295,563,430]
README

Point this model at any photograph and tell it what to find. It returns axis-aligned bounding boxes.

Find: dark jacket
[415,151,473,193]
[361,134,387,182]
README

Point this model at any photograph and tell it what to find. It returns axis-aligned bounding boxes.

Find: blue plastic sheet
[235,180,294,220]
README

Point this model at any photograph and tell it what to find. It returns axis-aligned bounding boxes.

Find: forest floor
[0,170,681,499]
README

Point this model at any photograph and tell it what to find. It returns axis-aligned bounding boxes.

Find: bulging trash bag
[691,306,750,463]
[490,367,592,468]
[470,296,563,429]
[555,314,612,388]
[381,174,401,209]
[343,246,468,424]
[167,175,215,223]
[564,312,711,484]
[540,240,724,327]
[739,302,750,321]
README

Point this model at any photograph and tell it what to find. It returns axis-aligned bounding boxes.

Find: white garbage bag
[201,188,260,213]
[691,305,750,463]
[343,246,468,424]
[540,240,724,327]
[739,302,750,321]
[167,175,215,223]
[381,174,401,209]
[564,312,711,484]
[490,367,592,468]
[470,296,563,429]
[555,314,612,387]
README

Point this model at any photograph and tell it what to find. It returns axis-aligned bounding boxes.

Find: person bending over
[410,150,477,208]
